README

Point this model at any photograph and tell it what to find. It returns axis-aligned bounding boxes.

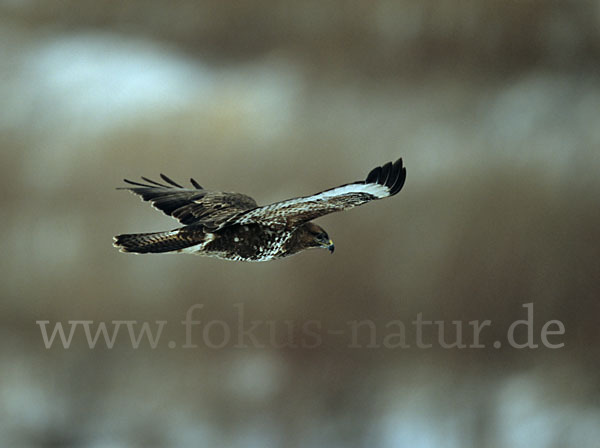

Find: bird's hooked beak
[326,239,335,253]
[315,232,334,253]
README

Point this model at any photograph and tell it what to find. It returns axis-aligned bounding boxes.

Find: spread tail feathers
[113,230,195,254]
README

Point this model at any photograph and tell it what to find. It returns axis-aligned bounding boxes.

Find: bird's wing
[118,174,258,230]
[235,158,406,227]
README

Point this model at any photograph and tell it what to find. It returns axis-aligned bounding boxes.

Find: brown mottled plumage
[113,159,406,261]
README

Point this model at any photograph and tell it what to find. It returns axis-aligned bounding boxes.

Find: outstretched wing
[118,174,258,229]
[236,158,406,227]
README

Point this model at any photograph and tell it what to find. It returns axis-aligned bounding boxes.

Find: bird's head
[301,222,334,254]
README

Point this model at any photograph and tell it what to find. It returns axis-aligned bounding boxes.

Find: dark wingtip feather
[364,158,406,197]
[120,175,197,190]
[388,161,401,188]
[190,178,203,189]
[389,159,406,196]
[160,173,184,188]
[379,161,393,185]
[366,166,382,184]
[141,176,168,187]
[122,178,151,187]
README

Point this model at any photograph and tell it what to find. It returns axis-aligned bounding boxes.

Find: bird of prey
[113,159,406,262]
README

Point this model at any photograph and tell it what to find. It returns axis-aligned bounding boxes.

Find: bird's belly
[203,225,289,262]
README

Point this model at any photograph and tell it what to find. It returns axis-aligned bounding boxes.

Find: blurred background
[1,0,600,446]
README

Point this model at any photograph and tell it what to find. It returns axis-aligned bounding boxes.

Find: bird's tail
[113,230,195,254]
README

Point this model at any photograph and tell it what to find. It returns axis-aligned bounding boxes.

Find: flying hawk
[113,159,406,262]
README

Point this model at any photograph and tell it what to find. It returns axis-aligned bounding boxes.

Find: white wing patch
[306,182,390,201]
[237,182,389,225]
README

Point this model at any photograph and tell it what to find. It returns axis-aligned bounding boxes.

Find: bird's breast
[204,224,291,261]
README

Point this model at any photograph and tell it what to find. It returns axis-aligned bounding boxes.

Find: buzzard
[113,159,406,262]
